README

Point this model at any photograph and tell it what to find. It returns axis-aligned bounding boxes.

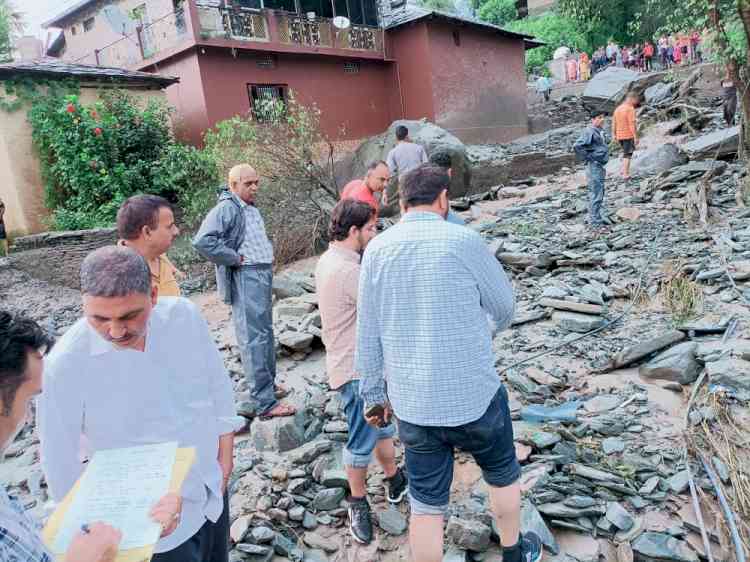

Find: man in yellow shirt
[117,194,182,297]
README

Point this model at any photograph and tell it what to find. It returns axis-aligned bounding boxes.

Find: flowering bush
[27,90,210,230]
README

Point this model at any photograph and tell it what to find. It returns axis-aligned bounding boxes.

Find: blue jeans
[231,265,277,415]
[587,161,606,225]
[396,386,520,515]
[339,380,396,468]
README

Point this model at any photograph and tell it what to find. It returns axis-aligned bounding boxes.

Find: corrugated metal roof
[0,59,179,88]
[43,0,99,29]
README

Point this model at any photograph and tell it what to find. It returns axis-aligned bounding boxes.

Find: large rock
[445,517,491,552]
[335,119,471,204]
[631,144,688,176]
[582,68,667,114]
[682,126,740,160]
[706,357,750,400]
[520,501,559,554]
[552,311,606,333]
[644,82,675,105]
[252,409,307,453]
[632,532,698,562]
[639,342,702,384]
[287,439,333,464]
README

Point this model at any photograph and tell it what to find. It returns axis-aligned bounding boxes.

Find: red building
[45,0,538,145]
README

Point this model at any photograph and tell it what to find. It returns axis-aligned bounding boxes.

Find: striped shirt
[237,196,274,265]
[355,211,515,427]
[0,487,52,562]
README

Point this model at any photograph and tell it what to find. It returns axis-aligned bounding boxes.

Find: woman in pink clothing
[566,57,579,82]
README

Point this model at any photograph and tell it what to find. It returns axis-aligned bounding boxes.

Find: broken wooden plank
[538,298,604,315]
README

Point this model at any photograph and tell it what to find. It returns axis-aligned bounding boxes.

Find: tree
[557,0,644,47]
[0,0,23,63]
[506,12,590,71]
[476,0,517,26]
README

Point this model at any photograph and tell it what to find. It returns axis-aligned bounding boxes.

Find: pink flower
[93,127,103,136]
[66,103,76,113]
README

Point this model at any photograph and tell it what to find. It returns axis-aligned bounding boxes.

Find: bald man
[194,165,296,420]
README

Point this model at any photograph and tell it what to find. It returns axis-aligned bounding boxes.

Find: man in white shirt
[39,246,237,562]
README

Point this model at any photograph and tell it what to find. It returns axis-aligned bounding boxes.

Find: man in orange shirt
[612,93,640,180]
[340,161,391,213]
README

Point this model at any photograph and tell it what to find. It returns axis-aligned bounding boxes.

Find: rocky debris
[644,82,675,106]
[377,508,408,536]
[630,144,689,176]
[681,125,740,160]
[553,311,606,333]
[631,532,698,562]
[582,68,666,114]
[602,331,686,372]
[445,517,492,552]
[705,357,750,400]
[638,342,702,385]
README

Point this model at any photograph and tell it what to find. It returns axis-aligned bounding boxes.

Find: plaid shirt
[356,211,515,427]
[1,487,53,562]
[236,196,274,265]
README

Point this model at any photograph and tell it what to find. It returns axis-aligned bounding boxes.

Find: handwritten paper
[52,442,178,554]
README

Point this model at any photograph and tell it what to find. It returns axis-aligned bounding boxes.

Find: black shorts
[0,222,6,240]
[619,139,635,157]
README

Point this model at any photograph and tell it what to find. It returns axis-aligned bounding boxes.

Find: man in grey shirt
[386,125,428,181]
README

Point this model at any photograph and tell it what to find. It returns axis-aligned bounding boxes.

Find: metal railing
[81,9,189,68]
[197,6,269,41]
[276,13,333,47]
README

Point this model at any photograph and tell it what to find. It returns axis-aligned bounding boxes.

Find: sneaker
[385,468,408,504]
[348,497,373,544]
[520,531,543,562]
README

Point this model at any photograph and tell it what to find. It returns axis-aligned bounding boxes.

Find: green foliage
[418,0,457,11]
[156,143,221,227]
[203,93,338,265]
[476,0,517,26]
[0,0,23,63]
[506,13,590,71]
[14,84,219,231]
[557,0,641,47]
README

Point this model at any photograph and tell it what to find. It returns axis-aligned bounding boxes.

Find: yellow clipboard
[42,447,196,562]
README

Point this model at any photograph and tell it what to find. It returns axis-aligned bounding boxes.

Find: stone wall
[10,228,117,289]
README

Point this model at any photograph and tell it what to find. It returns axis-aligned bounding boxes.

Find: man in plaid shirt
[356,165,543,562]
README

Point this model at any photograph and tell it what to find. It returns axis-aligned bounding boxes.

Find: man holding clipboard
[0,310,181,561]
[38,246,237,561]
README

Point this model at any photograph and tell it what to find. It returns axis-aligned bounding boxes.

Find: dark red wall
[426,21,529,144]
[385,23,434,122]
[156,49,212,146]
[193,47,395,141]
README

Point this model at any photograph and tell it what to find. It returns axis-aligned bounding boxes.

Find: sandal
[259,403,297,420]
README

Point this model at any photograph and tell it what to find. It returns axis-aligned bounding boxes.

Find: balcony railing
[197,6,268,41]
[75,1,384,69]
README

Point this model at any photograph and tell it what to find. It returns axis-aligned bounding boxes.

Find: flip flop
[259,403,297,420]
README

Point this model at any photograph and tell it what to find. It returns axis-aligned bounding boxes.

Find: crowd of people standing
[555,30,705,85]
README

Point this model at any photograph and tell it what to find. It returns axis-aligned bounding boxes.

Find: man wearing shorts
[315,199,407,545]
[612,93,640,180]
[356,165,543,562]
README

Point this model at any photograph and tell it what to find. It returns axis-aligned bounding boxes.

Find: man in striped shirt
[355,165,542,562]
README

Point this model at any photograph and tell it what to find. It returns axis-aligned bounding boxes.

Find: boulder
[252,409,307,453]
[445,517,491,552]
[632,532,698,562]
[681,126,740,160]
[553,311,606,333]
[706,357,750,400]
[278,331,314,352]
[272,275,307,299]
[644,82,675,105]
[639,342,702,385]
[582,67,667,114]
[335,119,471,204]
[631,144,688,176]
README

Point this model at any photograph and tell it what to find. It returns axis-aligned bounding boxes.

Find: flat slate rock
[632,532,698,562]
[682,126,740,159]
